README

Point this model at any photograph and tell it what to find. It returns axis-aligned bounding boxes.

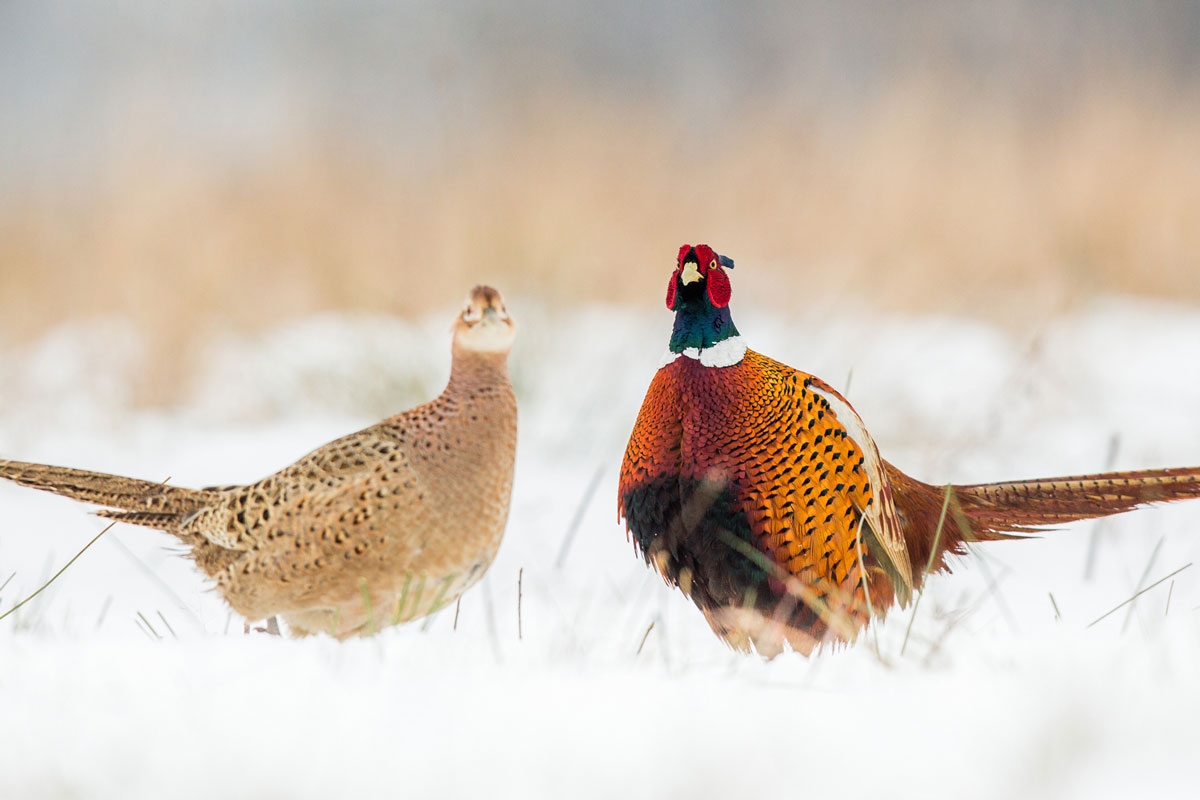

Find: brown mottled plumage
[619,245,1200,657]
[0,285,517,638]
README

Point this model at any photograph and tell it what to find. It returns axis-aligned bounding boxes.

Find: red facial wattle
[665,270,680,310]
[705,267,731,308]
[666,243,732,310]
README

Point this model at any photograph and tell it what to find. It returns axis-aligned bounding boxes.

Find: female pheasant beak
[453,285,515,354]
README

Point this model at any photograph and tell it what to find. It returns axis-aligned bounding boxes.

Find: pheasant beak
[680,262,702,286]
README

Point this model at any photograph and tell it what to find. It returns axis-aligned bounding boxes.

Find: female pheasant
[1,285,517,638]
[618,244,1200,657]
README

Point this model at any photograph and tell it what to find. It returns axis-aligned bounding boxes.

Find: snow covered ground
[2,296,1200,798]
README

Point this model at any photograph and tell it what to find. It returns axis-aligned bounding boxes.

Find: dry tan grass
[2,80,1198,399]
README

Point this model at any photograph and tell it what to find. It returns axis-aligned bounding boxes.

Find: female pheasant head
[453,285,515,355]
[662,244,745,368]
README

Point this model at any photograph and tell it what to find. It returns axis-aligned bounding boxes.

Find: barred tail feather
[0,459,213,526]
[96,510,191,530]
[885,462,1200,583]
[955,467,1200,536]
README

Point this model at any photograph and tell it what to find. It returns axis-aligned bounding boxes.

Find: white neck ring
[658,335,746,369]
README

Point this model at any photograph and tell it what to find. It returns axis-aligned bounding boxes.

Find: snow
[2,296,1200,798]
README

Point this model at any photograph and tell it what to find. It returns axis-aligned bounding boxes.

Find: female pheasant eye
[463,304,481,322]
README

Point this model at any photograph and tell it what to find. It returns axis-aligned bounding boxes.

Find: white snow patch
[1,297,1200,798]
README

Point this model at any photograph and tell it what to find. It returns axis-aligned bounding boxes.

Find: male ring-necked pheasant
[1,285,517,638]
[618,245,1200,657]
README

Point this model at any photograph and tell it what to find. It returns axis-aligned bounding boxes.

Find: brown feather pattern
[0,285,518,639]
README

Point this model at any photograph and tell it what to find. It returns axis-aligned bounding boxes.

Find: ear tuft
[706,268,731,308]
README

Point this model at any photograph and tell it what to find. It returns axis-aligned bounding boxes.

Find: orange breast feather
[619,350,908,648]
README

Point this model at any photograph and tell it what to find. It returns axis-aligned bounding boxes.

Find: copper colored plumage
[0,285,518,638]
[618,244,1200,657]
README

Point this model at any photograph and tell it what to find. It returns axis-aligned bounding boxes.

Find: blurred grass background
[2,1,1199,401]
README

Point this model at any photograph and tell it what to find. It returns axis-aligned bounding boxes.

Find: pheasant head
[453,285,515,355]
[663,244,745,367]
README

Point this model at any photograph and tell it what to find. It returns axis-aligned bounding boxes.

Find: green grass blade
[0,522,115,625]
[901,484,952,656]
[1088,563,1192,628]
